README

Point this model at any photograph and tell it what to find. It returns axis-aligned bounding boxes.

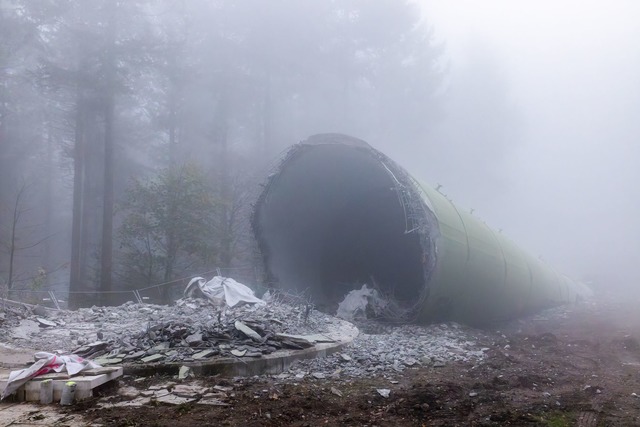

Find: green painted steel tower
[252,134,590,325]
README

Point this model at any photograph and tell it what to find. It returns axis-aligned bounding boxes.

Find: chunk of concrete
[172,384,208,397]
[185,333,203,346]
[156,394,196,405]
[235,321,261,341]
[192,349,215,360]
[140,354,165,363]
[178,366,191,380]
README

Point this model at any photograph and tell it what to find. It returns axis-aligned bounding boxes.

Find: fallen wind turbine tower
[252,134,590,325]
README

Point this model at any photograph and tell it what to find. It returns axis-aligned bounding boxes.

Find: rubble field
[2,296,356,367]
[3,289,640,426]
[1,293,489,375]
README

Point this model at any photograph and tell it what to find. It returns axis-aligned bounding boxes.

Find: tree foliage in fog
[118,164,217,302]
[0,0,444,306]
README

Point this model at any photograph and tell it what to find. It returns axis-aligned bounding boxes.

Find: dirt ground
[42,290,640,426]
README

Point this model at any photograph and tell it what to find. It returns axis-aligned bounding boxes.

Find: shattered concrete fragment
[99,396,152,407]
[123,351,145,361]
[151,342,170,351]
[172,384,208,397]
[185,333,202,347]
[117,386,140,399]
[377,389,391,398]
[155,394,196,405]
[192,349,216,360]
[140,354,165,363]
[404,357,417,366]
[36,318,56,328]
[276,333,335,344]
[235,321,261,341]
[93,357,123,366]
[198,397,229,406]
[178,366,191,380]
[148,383,175,391]
[339,353,352,362]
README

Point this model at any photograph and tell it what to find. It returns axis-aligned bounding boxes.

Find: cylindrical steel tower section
[252,134,590,325]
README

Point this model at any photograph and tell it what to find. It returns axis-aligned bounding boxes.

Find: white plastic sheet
[1,352,101,399]
[184,276,265,307]
[336,284,388,320]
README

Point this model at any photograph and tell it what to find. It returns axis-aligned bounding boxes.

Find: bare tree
[2,181,53,291]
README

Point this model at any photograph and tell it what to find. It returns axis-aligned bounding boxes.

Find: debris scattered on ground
[1,352,101,399]
[281,322,489,379]
[99,380,233,408]
[1,295,348,365]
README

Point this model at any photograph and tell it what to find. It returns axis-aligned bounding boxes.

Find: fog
[1,0,638,304]
[413,0,640,290]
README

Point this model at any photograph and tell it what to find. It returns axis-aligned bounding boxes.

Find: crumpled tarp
[336,284,388,320]
[184,276,265,307]
[1,352,101,399]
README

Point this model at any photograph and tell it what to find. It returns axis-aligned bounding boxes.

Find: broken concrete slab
[123,350,145,361]
[198,397,229,406]
[185,333,202,346]
[35,318,56,328]
[172,384,208,397]
[99,396,152,408]
[178,366,191,380]
[235,321,261,341]
[117,385,140,399]
[192,349,216,360]
[0,367,122,402]
[93,357,123,366]
[301,334,337,343]
[140,354,165,363]
[155,394,197,405]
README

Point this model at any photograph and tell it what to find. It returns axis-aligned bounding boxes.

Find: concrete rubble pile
[0,303,33,340]
[281,322,490,379]
[1,282,497,380]
[3,296,345,366]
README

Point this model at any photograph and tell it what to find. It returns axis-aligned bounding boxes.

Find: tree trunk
[68,91,86,308]
[100,93,115,304]
[168,81,178,167]
[44,116,53,287]
[7,188,21,291]
[99,1,117,305]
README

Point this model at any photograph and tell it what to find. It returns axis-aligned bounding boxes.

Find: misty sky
[414,0,640,285]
